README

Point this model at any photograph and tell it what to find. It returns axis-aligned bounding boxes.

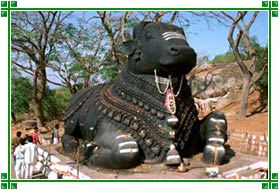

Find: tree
[47,11,185,89]
[47,17,108,95]
[238,35,260,60]
[11,11,72,127]
[221,11,267,118]
[42,87,71,120]
[47,11,137,88]
[96,11,133,74]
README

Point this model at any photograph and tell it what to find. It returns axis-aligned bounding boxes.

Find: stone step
[32,171,47,179]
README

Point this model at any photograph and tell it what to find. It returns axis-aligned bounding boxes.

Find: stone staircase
[32,171,47,179]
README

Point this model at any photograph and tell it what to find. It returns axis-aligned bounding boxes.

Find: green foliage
[100,66,119,83]
[47,21,109,91]
[100,60,120,83]
[209,51,236,64]
[126,21,138,31]
[42,87,71,120]
[11,72,33,115]
[70,50,81,58]
[65,23,77,37]
[210,37,262,65]
[48,50,60,62]
[239,36,260,59]
[11,67,71,120]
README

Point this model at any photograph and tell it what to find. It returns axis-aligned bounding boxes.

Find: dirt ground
[225,89,268,136]
[227,112,268,135]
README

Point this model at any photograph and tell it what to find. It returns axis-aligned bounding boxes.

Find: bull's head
[121,22,197,77]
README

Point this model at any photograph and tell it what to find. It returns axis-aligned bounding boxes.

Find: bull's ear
[119,40,137,56]
[133,21,151,39]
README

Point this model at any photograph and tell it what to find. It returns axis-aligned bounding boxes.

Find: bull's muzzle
[168,45,196,58]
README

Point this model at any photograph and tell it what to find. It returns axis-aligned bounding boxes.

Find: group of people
[11,127,41,179]
[12,125,60,179]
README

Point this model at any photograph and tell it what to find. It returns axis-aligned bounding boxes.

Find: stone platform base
[35,144,267,179]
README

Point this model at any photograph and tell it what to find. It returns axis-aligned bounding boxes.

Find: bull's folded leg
[61,134,79,154]
[200,112,228,165]
[89,132,141,169]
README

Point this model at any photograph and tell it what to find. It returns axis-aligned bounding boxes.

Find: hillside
[187,62,268,136]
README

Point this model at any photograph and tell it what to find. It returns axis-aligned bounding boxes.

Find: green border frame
[0,0,279,190]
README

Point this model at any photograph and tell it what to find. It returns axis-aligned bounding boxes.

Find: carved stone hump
[64,86,94,120]
[122,22,197,77]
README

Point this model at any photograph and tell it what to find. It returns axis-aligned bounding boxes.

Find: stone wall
[35,147,91,179]
[227,129,268,157]
[222,161,268,179]
[187,62,243,99]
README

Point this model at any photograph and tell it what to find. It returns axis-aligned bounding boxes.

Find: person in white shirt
[52,125,60,144]
[13,139,26,179]
[23,136,38,179]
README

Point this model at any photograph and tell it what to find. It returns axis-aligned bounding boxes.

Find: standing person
[23,136,38,179]
[30,127,41,145]
[13,139,26,179]
[52,124,60,144]
[11,131,22,152]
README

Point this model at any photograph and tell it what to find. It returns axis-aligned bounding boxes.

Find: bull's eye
[144,31,153,41]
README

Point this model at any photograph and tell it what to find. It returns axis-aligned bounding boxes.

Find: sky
[184,11,268,60]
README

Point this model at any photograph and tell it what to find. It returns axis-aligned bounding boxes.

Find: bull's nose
[169,45,196,57]
[169,46,180,56]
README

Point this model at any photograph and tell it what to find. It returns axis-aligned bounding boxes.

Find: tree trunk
[66,81,76,95]
[238,77,250,118]
[11,111,16,123]
[34,100,44,128]
[33,67,47,128]
[222,11,261,119]
[83,75,90,89]
[98,11,121,71]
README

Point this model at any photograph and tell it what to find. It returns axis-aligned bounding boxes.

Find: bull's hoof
[80,142,97,158]
[202,142,225,165]
[89,133,141,169]
[164,144,181,166]
[89,147,140,169]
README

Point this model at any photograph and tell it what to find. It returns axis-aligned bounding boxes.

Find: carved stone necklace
[154,69,184,98]
[154,69,185,165]
[154,69,183,125]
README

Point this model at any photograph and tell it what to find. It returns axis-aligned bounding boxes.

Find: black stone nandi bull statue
[62,22,228,169]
